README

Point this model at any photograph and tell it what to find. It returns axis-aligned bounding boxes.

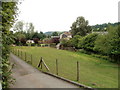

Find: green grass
[12,46,119,88]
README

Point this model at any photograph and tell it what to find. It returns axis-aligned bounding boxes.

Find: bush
[31,43,36,46]
[94,25,120,63]
[50,43,56,48]
[70,35,82,48]
[78,33,98,52]
[78,49,92,54]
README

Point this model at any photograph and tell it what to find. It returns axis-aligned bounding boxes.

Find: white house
[60,32,72,40]
[26,40,34,44]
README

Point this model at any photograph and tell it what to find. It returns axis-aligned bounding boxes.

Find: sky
[16,0,119,32]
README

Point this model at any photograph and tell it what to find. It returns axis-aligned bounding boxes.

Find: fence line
[11,48,80,82]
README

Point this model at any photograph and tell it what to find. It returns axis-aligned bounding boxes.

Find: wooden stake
[31,54,32,64]
[21,51,22,59]
[18,50,19,57]
[77,61,80,81]
[25,52,26,61]
[42,59,49,71]
[56,59,58,75]
[38,57,42,68]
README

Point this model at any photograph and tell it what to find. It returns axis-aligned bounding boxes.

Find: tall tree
[13,21,24,32]
[70,16,92,36]
[26,22,35,39]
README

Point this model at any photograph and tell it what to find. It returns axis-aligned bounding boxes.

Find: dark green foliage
[78,33,98,52]
[94,25,120,63]
[60,39,69,47]
[1,1,18,88]
[51,32,58,36]
[70,16,92,36]
[31,43,36,46]
[92,22,120,32]
[38,31,46,40]
[70,35,82,48]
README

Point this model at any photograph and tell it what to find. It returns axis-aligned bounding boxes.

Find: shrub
[94,25,120,63]
[78,33,98,52]
[31,43,35,46]
[70,35,82,48]
[50,43,56,47]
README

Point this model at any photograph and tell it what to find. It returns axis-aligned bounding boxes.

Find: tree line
[91,22,120,32]
[12,21,61,46]
[61,16,120,63]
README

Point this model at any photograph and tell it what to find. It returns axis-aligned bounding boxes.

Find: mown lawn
[12,46,118,88]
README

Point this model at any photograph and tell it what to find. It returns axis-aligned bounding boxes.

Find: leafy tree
[70,35,82,48]
[70,16,92,36]
[26,22,35,39]
[52,32,58,36]
[60,39,68,47]
[1,1,19,88]
[32,31,39,39]
[20,38,26,45]
[94,25,120,63]
[92,22,120,32]
[78,33,98,52]
[38,31,46,40]
[13,21,24,32]
[14,32,26,45]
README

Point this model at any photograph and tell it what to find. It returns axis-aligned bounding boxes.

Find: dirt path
[10,53,78,88]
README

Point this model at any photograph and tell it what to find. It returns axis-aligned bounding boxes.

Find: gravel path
[10,53,79,88]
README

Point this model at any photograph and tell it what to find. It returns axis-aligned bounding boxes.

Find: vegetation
[51,32,59,36]
[1,1,19,88]
[70,16,92,36]
[91,22,120,32]
[12,46,118,88]
[94,25,120,63]
[13,21,46,46]
[78,33,98,52]
[67,21,120,63]
[1,0,119,88]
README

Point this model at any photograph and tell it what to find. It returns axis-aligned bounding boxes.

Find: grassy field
[12,46,118,88]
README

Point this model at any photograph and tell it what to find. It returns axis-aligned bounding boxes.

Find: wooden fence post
[21,51,22,59]
[18,50,19,57]
[31,54,32,64]
[13,49,14,54]
[77,61,80,81]
[40,57,42,69]
[25,52,26,61]
[38,57,42,69]
[17,50,19,56]
[56,59,58,75]
[15,49,16,55]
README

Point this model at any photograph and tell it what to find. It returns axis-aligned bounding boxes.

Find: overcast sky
[16,0,119,32]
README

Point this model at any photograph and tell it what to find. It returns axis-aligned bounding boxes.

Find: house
[60,32,72,40]
[51,36,60,44]
[26,40,34,44]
